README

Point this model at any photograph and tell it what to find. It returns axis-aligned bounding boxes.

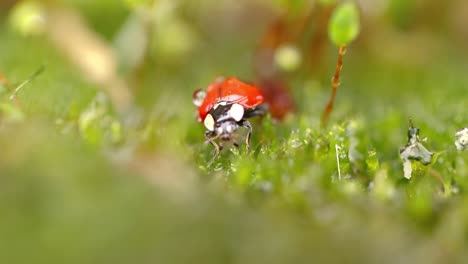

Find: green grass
[0,8,468,264]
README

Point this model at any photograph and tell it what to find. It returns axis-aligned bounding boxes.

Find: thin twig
[9,65,45,101]
[0,71,21,107]
[321,45,346,127]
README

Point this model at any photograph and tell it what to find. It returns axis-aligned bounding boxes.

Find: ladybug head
[217,120,239,141]
[204,102,245,141]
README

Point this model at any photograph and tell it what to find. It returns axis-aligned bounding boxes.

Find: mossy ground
[0,4,468,263]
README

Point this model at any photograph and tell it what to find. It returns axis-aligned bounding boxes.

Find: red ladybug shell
[197,77,264,122]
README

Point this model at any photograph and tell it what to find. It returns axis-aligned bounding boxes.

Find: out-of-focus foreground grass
[0,0,468,263]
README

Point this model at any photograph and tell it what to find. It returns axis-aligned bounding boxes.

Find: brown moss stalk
[321,45,346,127]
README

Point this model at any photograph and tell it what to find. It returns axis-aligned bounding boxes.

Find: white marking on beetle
[204,114,215,131]
[229,103,244,122]
[213,101,227,109]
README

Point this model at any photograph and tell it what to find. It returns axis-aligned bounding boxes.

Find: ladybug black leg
[244,104,268,118]
[205,130,220,165]
[240,120,252,151]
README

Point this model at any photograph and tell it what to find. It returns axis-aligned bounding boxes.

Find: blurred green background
[0,0,468,263]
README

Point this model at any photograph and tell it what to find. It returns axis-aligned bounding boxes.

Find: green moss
[1,2,468,263]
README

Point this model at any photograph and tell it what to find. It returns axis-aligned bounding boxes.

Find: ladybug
[193,77,267,158]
